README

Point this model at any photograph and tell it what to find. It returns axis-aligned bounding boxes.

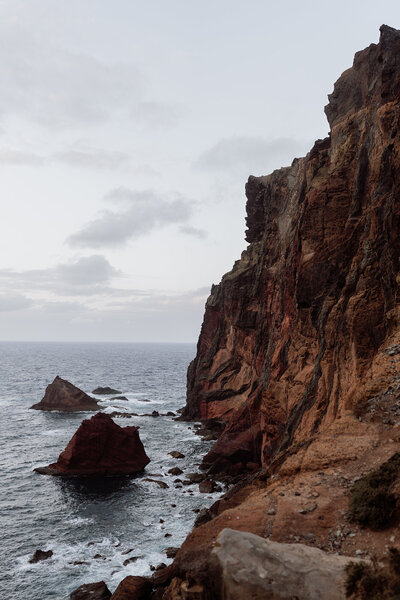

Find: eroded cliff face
[183,24,400,475]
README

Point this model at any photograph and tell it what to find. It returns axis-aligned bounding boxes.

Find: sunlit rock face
[183,25,400,474]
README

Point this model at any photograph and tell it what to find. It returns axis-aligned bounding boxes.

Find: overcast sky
[0,0,399,342]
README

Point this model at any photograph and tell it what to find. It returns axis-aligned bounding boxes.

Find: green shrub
[348,453,400,529]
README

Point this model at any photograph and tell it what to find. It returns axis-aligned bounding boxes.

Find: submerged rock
[143,478,169,489]
[29,549,53,563]
[168,467,183,476]
[30,376,99,412]
[92,386,121,395]
[169,451,185,459]
[70,581,111,600]
[34,413,150,477]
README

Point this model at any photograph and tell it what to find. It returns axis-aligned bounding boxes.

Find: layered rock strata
[31,376,100,412]
[35,413,150,477]
[183,24,400,475]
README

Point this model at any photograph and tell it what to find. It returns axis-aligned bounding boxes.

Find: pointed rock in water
[92,386,121,395]
[30,376,100,412]
[34,412,150,477]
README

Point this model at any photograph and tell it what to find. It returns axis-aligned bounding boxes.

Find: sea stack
[31,376,100,412]
[35,412,150,476]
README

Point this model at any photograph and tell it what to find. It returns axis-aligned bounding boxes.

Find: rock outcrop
[110,576,152,599]
[31,376,100,412]
[92,387,121,395]
[35,413,150,477]
[209,529,357,599]
[153,25,400,599]
[183,24,400,475]
[70,581,111,600]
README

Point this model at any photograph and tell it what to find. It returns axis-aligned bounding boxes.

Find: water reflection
[55,476,136,503]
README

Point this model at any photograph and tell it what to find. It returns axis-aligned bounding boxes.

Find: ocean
[0,341,217,599]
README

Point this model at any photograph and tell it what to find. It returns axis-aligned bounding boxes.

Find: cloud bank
[195,136,310,175]
[68,188,204,248]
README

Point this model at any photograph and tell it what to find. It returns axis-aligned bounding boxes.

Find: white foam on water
[65,517,95,526]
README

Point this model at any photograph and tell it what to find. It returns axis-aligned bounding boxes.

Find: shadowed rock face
[183,24,400,473]
[31,376,100,412]
[35,413,150,477]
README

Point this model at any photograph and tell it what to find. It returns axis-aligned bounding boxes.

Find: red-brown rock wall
[183,25,400,473]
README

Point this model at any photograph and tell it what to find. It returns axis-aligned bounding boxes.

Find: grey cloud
[53,149,130,170]
[0,288,207,342]
[0,292,33,312]
[106,287,209,311]
[132,101,182,130]
[195,136,310,175]
[0,255,118,296]
[179,225,207,239]
[56,255,117,286]
[68,188,194,248]
[0,22,176,130]
[0,149,44,166]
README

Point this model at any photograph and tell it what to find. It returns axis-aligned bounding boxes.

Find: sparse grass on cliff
[345,548,400,599]
[348,453,400,529]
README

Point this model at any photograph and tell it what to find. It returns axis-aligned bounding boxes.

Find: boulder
[165,547,179,558]
[92,387,121,395]
[168,467,183,476]
[199,480,214,493]
[34,413,150,477]
[110,576,152,600]
[209,529,359,599]
[70,581,111,600]
[186,472,204,483]
[31,376,99,412]
[29,549,53,563]
[169,451,185,459]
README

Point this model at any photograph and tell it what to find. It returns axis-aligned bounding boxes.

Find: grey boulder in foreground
[210,529,359,600]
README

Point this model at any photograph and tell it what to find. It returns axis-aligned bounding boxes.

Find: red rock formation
[31,376,100,412]
[110,576,152,599]
[35,413,150,476]
[70,581,111,600]
[183,24,400,474]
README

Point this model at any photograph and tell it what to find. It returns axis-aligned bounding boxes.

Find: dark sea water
[0,342,217,599]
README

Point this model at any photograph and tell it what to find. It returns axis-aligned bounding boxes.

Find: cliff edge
[183,24,400,475]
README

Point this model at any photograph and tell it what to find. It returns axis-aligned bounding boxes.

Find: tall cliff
[183,24,400,475]
[104,26,400,599]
